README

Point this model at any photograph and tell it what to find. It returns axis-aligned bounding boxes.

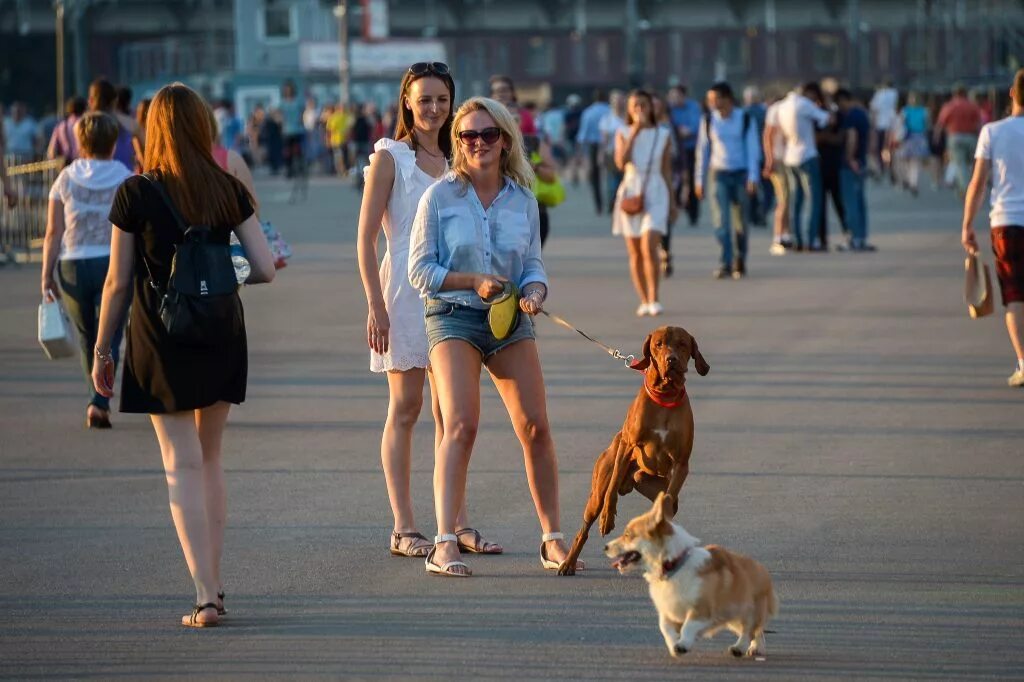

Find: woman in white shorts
[357,62,501,559]
[612,89,675,316]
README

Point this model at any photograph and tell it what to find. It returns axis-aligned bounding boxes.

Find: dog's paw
[598,513,615,537]
[556,562,576,576]
[728,646,744,658]
[672,644,688,657]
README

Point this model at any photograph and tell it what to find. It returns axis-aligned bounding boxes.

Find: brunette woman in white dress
[357,63,501,558]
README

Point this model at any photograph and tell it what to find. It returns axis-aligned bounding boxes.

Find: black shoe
[713,266,731,279]
[732,258,746,279]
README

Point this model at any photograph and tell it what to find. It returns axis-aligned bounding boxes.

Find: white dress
[366,139,440,372]
[612,127,670,237]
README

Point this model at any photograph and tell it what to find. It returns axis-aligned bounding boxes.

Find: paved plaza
[1,175,1022,680]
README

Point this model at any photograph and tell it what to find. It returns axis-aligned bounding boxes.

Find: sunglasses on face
[408,62,450,76]
[457,127,502,144]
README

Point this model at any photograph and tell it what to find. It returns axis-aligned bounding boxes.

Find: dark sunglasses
[457,127,502,144]
[408,62,450,76]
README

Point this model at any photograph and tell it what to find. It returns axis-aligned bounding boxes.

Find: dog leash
[540,310,638,369]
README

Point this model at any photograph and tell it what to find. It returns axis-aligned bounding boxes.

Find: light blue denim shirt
[408,173,548,309]
[694,108,762,188]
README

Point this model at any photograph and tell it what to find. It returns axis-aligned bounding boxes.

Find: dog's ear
[691,335,710,376]
[652,491,674,524]
[631,333,653,371]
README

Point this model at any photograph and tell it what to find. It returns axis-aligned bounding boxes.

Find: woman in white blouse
[408,97,580,578]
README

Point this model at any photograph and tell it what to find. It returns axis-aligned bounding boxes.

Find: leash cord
[540,310,636,368]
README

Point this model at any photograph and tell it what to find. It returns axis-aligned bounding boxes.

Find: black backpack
[140,174,242,348]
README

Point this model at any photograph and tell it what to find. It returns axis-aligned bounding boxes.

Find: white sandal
[540,531,585,571]
[425,534,472,578]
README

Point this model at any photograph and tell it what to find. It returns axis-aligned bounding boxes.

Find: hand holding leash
[474,274,507,300]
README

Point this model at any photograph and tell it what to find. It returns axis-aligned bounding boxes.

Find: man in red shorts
[962,68,1024,387]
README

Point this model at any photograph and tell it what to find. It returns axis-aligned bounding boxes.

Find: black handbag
[140,175,242,347]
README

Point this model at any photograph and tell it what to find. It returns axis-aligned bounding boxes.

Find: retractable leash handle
[539,310,641,371]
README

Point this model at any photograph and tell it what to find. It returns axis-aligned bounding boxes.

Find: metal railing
[1,156,64,264]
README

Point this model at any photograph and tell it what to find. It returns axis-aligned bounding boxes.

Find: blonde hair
[74,111,119,158]
[450,97,534,190]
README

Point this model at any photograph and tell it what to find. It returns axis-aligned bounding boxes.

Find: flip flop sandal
[424,534,471,577]
[182,602,220,628]
[455,527,503,554]
[390,531,433,557]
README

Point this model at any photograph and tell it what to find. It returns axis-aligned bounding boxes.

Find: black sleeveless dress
[108,174,254,413]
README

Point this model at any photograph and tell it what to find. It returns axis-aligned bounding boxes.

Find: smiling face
[404,76,451,136]
[457,109,507,171]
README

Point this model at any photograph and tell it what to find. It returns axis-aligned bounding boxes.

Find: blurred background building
[3,0,1024,115]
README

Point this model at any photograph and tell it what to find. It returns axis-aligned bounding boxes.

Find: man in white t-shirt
[869,80,898,179]
[762,93,791,254]
[962,68,1024,387]
[777,82,831,250]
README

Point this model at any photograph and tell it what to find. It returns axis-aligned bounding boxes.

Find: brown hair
[1014,69,1024,107]
[393,67,455,159]
[74,111,119,158]
[143,83,251,227]
[625,89,656,127]
[88,78,117,112]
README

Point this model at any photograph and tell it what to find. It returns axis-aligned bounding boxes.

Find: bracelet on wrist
[94,348,113,362]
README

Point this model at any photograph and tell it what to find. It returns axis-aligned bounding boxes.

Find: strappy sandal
[182,602,219,628]
[425,534,471,577]
[216,591,226,616]
[540,532,585,572]
[390,531,433,557]
[455,527,503,555]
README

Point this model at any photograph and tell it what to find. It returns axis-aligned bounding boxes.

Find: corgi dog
[605,492,778,659]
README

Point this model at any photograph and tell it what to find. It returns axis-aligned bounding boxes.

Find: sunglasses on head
[457,127,502,144]
[408,62,450,76]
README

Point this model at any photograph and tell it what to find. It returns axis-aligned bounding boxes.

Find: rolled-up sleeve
[408,189,448,297]
[518,196,548,291]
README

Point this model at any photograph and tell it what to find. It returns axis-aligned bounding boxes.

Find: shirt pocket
[438,206,477,250]
[496,209,530,254]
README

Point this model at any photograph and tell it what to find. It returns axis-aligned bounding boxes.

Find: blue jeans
[839,166,868,246]
[948,134,978,195]
[710,170,749,268]
[424,298,536,360]
[788,158,824,248]
[57,257,128,411]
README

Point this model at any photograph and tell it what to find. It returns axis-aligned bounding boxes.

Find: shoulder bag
[620,129,661,216]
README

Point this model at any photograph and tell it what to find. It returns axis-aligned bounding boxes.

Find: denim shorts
[424,298,535,360]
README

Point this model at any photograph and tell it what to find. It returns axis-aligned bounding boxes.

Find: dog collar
[644,379,687,409]
[660,548,691,580]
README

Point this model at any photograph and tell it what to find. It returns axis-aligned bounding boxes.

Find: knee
[388,395,424,429]
[445,419,478,448]
[520,416,552,448]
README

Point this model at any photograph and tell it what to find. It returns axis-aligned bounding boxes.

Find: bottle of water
[229,232,251,284]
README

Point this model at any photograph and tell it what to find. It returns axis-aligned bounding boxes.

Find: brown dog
[558,325,709,576]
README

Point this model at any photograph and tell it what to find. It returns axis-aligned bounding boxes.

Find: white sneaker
[649,301,664,316]
[1008,369,1024,387]
[636,303,651,317]
[769,242,787,256]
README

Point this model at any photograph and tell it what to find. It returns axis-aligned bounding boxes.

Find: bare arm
[961,159,990,254]
[356,149,395,353]
[226,149,258,203]
[41,198,65,299]
[235,214,275,283]
[92,228,135,397]
[762,123,775,175]
[614,127,639,171]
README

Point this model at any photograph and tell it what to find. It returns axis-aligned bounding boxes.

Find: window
[594,37,610,77]
[259,2,296,43]
[525,36,554,76]
[812,34,843,73]
[717,35,749,72]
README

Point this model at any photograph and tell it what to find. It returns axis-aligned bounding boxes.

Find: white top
[975,117,1024,228]
[48,159,133,260]
[765,101,786,162]
[777,92,831,167]
[364,138,442,372]
[870,87,899,131]
[599,111,625,154]
[612,127,671,237]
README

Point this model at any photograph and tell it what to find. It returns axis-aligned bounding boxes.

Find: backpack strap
[142,173,190,233]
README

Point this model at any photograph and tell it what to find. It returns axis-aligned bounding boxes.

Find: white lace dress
[367,139,440,372]
[612,127,670,237]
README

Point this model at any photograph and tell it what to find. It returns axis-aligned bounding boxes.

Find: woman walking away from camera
[358,63,501,558]
[87,79,138,172]
[409,97,581,577]
[92,83,275,627]
[41,112,133,428]
[612,89,674,317]
[898,92,930,196]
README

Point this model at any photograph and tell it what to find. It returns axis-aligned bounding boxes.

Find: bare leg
[382,369,426,533]
[151,411,219,625]
[194,401,232,598]
[624,237,649,304]
[428,340,482,573]
[641,231,661,303]
[1006,302,1024,364]
[486,339,573,565]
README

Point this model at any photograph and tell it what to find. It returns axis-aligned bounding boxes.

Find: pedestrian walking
[869,79,899,181]
[667,85,703,227]
[489,75,537,135]
[763,92,792,254]
[835,89,875,252]
[280,81,305,179]
[815,89,847,249]
[612,89,673,315]
[778,83,832,250]
[936,85,983,197]
[743,85,771,227]
[326,100,352,176]
[91,83,276,627]
[408,96,579,577]
[40,112,133,428]
[695,81,760,279]
[576,90,611,215]
[600,90,626,215]
[961,69,1024,387]
[3,102,40,160]
[357,62,500,559]
[46,96,87,165]
[896,92,930,196]
[87,79,138,171]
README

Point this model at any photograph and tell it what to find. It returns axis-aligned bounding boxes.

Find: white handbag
[38,294,75,360]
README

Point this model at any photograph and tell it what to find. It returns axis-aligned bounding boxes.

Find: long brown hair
[625,89,656,127]
[393,67,455,159]
[143,83,251,226]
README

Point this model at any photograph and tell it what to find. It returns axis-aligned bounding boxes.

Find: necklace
[417,145,444,159]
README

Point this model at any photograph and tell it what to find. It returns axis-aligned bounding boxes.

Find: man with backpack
[695,82,761,279]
